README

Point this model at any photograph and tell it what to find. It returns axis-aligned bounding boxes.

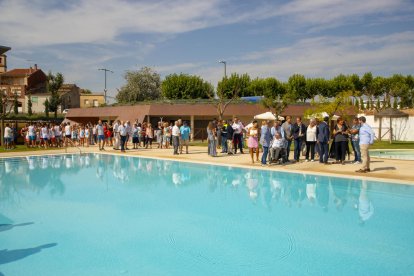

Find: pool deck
[1,145,413,185]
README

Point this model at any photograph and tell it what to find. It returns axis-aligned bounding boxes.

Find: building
[65,102,312,140]
[59,84,81,111]
[0,65,48,113]
[80,93,105,108]
[0,45,11,73]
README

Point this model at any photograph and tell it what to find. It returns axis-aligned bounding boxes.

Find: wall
[364,114,414,141]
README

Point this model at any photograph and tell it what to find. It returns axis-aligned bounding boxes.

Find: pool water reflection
[1,154,414,275]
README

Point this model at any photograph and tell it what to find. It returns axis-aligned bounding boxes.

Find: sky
[1,0,414,102]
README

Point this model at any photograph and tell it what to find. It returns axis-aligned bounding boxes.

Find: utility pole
[98,68,113,104]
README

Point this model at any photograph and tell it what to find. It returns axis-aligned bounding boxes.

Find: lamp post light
[98,68,113,104]
[218,60,227,78]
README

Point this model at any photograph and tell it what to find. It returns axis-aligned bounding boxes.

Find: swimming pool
[1,153,413,275]
[370,150,414,160]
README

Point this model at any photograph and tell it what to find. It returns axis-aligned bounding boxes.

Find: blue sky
[1,0,414,101]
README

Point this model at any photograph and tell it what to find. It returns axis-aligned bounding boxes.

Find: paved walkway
[1,145,413,184]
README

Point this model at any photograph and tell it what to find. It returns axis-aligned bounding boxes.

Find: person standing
[119,121,127,153]
[292,117,306,162]
[247,121,260,163]
[220,120,228,153]
[172,121,180,155]
[349,117,362,164]
[333,117,349,165]
[113,120,120,150]
[260,120,272,166]
[232,117,244,154]
[3,123,12,150]
[145,123,154,149]
[305,119,317,162]
[281,116,293,161]
[226,119,234,155]
[207,122,217,157]
[317,116,330,164]
[97,120,105,150]
[356,116,375,173]
[180,121,191,154]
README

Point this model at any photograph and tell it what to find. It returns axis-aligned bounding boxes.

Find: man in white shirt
[64,123,71,147]
[97,120,105,150]
[270,132,287,163]
[172,121,181,155]
[118,121,127,152]
[232,117,244,154]
[28,123,36,147]
[3,123,12,150]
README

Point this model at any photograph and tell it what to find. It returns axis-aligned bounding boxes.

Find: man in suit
[260,120,273,166]
[292,117,307,162]
[317,116,330,164]
[281,116,293,161]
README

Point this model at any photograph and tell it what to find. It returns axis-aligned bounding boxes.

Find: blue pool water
[1,153,414,275]
[370,150,414,160]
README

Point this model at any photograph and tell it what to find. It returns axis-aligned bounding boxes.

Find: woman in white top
[41,124,49,149]
[305,118,317,161]
[247,120,260,163]
[85,125,90,147]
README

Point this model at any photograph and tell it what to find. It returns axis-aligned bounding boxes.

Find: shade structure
[254,111,284,121]
[307,111,339,121]
[374,108,408,143]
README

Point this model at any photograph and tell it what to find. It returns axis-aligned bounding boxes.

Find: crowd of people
[4,114,375,173]
[206,115,375,173]
[10,119,192,154]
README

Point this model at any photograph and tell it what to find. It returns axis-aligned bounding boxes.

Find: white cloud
[186,31,414,86]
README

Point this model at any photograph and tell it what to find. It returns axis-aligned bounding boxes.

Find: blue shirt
[260,125,272,147]
[180,126,191,140]
[359,123,375,145]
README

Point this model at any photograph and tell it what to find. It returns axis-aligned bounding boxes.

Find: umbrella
[254,112,284,121]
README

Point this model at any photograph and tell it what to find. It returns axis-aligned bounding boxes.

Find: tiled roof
[66,103,312,122]
[1,68,38,76]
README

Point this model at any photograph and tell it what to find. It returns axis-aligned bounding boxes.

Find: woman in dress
[247,120,260,163]
[305,118,317,162]
[333,117,349,164]
[145,123,154,149]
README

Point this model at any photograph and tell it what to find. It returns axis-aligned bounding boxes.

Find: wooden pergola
[374,108,409,143]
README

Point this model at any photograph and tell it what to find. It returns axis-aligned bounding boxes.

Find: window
[13,90,21,96]
[84,99,90,106]
[32,96,38,104]
[93,100,99,107]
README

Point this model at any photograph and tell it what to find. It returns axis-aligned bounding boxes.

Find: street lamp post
[98,68,113,104]
[218,60,227,78]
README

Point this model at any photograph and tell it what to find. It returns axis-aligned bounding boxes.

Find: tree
[331,74,354,98]
[0,91,14,145]
[13,93,19,114]
[354,98,360,110]
[208,76,242,120]
[81,89,93,94]
[361,72,375,101]
[306,78,332,99]
[393,98,398,109]
[47,72,64,118]
[400,75,414,108]
[349,74,363,97]
[217,73,251,98]
[116,67,161,103]
[305,91,356,120]
[28,94,33,116]
[261,78,291,118]
[360,97,365,110]
[44,98,50,117]
[287,74,308,101]
[162,73,213,99]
